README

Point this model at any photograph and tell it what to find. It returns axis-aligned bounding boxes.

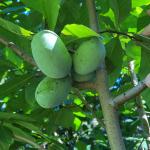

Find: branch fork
[111,74,150,108]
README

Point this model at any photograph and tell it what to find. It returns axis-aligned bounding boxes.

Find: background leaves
[0,0,150,149]
[21,0,61,30]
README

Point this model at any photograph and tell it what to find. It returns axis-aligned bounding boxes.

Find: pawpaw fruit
[31,30,72,78]
[35,76,71,108]
[73,72,95,82]
[73,38,105,75]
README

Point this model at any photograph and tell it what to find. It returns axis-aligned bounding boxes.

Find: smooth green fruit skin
[35,76,71,108]
[73,38,106,75]
[31,30,72,78]
[73,72,95,82]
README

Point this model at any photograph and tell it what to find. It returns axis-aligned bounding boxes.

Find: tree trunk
[86,0,126,149]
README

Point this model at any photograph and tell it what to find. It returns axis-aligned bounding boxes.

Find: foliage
[0,0,150,149]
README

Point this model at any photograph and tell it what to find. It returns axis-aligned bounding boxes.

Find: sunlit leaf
[109,0,131,26]
[61,24,99,44]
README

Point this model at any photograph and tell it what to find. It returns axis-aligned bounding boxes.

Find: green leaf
[57,0,89,32]
[73,111,86,118]
[132,0,150,8]
[0,60,14,74]
[0,17,33,54]
[61,24,99,44]
[17,11,43,32]
[96,0,109,14]
[134,34,150,51]
[139,48,150,79]
[125,41,141,72]
[0,112,35,122]
[4,123,39,148]
[21,0,61,30]
[106,38,124,85]
[4,47,23,68]
[0,126,14,150]
[48,143,65,150]
[13,120,42,135]
[139,48,150,107]
[41,108,83,133]
[120,14,138,32]
[0,73,34,98]
[137,7,150,32]
[54,109,75,128]
[112,83,132,97]
[0,17,32,38]
[74,117,81,130]
[125,41,141,60]
[141,89,150,108]
[109,0,131,26]
[99,15,115,29]
[11,117,65,148]
[25,78,41,109]
[76,141,87,150]
[137,16,150,32]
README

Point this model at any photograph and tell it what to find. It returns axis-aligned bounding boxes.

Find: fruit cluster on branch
[31,30,105,108]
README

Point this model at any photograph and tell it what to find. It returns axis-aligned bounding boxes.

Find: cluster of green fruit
[31,30,105,108]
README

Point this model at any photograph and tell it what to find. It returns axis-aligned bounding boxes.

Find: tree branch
[96,63,126,150]
[99,30,135,39]
[99,30,146,42]
[0,37,36,66]
[128,61,150,148]
[112,80,147,108]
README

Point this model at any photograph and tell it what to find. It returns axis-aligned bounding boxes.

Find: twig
[0,37,36,66]
[129,61,150,148]
[99,30,144,42]
[112,81,147,107]
[99,30,135,39]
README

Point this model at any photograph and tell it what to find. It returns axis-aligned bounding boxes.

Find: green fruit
[73,72,95,82]
[35,76,71,108]
[31,30,72,78]
[73,38,105,75]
